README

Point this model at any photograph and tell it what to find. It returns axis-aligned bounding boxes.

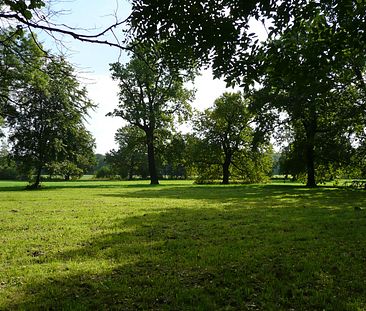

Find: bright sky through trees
[39,1,266,154]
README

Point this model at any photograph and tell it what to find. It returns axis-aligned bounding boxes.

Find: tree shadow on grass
[5,200,366,310]
[100,184,365,210]
[0,180,180,192]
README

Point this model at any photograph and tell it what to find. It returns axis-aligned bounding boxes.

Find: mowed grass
[0,180,366,310]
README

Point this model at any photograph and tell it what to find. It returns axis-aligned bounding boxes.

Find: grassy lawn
[0,180,366,310]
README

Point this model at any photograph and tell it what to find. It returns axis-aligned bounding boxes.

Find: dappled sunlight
[1,181,366,309]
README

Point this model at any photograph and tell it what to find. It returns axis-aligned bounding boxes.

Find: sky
[41,1,265,154]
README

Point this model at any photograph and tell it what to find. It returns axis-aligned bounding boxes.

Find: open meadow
[1,180,366,310]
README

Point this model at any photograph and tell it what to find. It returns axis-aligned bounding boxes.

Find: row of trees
[2,1,366,187]
[106,92,273,184]
[128,0,366,187]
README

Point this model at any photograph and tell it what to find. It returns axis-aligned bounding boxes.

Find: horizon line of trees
[2,1,366,187]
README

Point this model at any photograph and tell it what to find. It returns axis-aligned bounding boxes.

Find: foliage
[1,180,366,309]
[46,161,83,181]
[252,13,365,186]
[94,166,116,179]
[129,1,366,86]
[192,92,272,184]
[0,142,18,179]
[2,0,45,20]
[106,125,148,180]
[6,52,95,187]
[109,44,195,184]
[0,27,45,119]
[160,132,189,179]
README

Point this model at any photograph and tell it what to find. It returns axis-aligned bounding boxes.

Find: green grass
[0,180,366,310]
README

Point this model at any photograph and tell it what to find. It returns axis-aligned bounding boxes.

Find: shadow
[0,180,180,192]
[5,200,366,310]
[100,183,364,211]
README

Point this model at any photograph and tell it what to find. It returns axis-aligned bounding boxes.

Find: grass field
[1,180,366,310]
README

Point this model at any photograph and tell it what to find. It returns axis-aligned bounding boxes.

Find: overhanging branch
[0,12,130,50]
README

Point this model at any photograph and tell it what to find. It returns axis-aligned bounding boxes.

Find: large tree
[7,56,95,188]
[251,10,365,187]
[193,92,271,184]
[109,45,195,184]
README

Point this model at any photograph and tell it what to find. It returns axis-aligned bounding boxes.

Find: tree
[106,125,148,180]
[160,132,188,179]
[193,92,271,184]
[109,45,195,184]
[7,55,95,188]
[46,128,96,180]
[251,10,365,187]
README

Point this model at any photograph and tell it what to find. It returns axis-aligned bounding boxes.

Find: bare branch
[0,12,130,50]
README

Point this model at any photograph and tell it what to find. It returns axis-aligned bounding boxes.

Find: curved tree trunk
[146,131,159,185]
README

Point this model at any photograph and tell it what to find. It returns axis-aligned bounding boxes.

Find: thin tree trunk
[128,158,134,180]
[146,131,159,185]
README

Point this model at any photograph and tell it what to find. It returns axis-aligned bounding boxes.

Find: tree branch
[0,12,130,50]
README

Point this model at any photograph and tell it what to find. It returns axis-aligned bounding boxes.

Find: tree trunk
[305,142,316,187]
[64,175,70,181]
[33,166,42,188]
[128,158,134,181]
[222,154,231,184]
[146,131,159,185]
[303,112,317,188]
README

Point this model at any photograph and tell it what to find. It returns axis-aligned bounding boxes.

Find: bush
[95,166,116,179]
[0,165,18,180]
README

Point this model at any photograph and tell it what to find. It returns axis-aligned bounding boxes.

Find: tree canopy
[6,52,95,187]
[129,1,366,86]
[192,92,272,184]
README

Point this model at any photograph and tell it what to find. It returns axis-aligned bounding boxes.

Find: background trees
[109,45,195,184]
[130,1,366,186]
[106,125,148,180]
[1,1,365,186]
